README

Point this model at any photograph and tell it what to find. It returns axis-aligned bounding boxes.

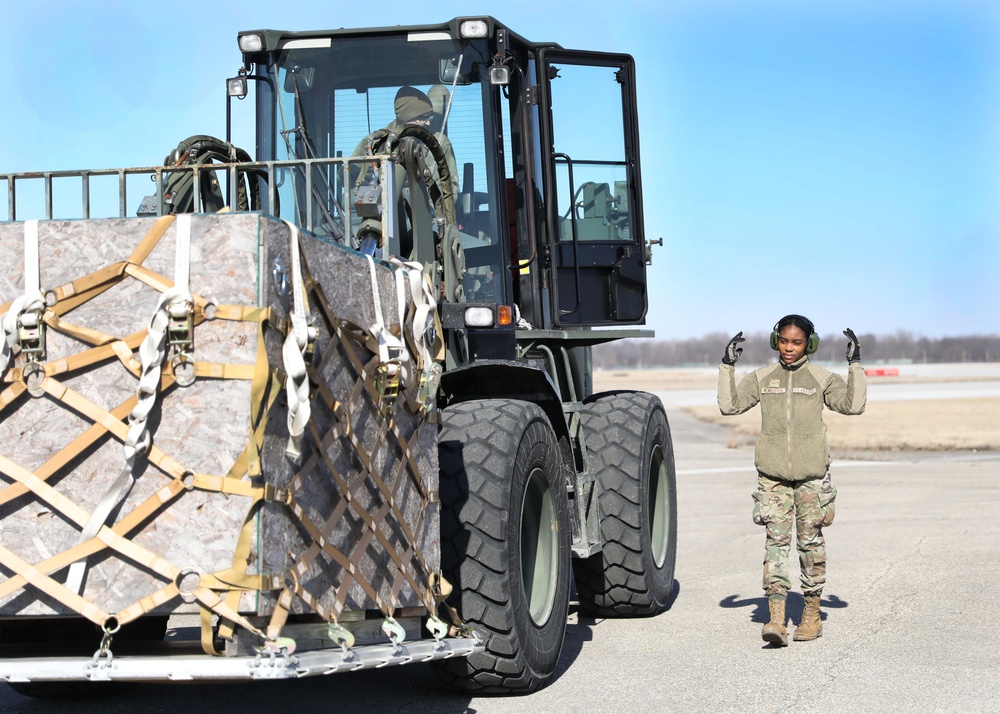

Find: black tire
[573,391,677,617]
[432,399,571,694]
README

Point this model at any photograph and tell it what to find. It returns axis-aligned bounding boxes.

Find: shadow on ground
[719,592,849,624]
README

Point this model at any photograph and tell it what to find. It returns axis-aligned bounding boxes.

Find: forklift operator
[353,86,459,199]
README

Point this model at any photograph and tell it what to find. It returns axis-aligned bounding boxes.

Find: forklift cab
[235,16,650,334]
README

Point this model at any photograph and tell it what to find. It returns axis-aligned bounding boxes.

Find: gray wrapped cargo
[0,213,458,678]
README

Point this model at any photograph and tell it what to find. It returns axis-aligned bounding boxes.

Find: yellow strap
[189,473,278,500]
[246,322,281,477]
[192,362,257,381]
[0,540,101,601]
[0,476,189,602]
[123,262,174,294]
[115,583,181,627]
[95,526,181,582]
[44,261,128,308]
[217,501,264,642]
[39,375,189,481]
[39,377,129,446]
[36,334,145,379]
[0,452,92,528]
[201,607,222,655]
[192,586,266,640]
[213,305,273,323]
[215,316,278,640]
[0,396,135,507]
[128,215,176,264]
[0,544,110,626]
[265,589,294,642]
[43,216,173,309]
[43,312,118,347]
[203,570,279,592]
[0,454,184,603]
[114,478,188,534]
[0,382,26,412]
[111,339,144,375]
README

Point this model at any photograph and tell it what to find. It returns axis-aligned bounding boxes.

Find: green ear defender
[770,315,820,354]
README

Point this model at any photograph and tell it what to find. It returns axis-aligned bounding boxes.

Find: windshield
[258,33,506,305]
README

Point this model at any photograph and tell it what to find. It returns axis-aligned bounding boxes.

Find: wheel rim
[648,443,670,568]
[520,467,559,626]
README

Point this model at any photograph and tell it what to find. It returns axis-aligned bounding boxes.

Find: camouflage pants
[752,473,837,597]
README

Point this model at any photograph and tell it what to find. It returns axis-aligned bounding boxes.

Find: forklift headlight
[464,306,494,328]
[227,76,248,98]
[459,20,489,39]
[489,64,511,86]
[238,33,264,53]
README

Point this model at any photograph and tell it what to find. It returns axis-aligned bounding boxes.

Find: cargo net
[0,215,456,658]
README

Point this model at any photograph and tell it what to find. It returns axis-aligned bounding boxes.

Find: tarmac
[4,403,1000,713]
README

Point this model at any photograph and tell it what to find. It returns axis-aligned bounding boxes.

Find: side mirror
[283,65,315,93]
[439,57,472,86]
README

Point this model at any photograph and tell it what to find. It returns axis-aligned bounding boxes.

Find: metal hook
[382,616,406,656]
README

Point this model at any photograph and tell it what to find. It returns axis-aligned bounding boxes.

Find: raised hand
[722,331,746,366]
[843,328,861,363]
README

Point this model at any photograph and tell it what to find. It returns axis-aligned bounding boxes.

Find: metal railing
[2,156,398,250]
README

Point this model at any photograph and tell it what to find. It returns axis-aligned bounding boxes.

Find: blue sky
[2,0,998,340]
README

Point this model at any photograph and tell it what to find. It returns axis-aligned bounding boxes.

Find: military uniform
[351,87,460,199]
[718,355,867,598]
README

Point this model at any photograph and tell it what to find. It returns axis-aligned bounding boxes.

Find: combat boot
[761,597,788,647]
[793,595,823,641]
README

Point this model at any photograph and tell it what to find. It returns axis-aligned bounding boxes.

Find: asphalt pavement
[4,407,999,713]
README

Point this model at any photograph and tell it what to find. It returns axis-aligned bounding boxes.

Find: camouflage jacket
[718,356,867,480]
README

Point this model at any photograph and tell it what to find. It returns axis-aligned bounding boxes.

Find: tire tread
[434,399,569,694]
[574,392,677,618]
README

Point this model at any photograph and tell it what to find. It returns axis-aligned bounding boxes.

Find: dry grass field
[683,399,999,451]
[594,366,1000,452]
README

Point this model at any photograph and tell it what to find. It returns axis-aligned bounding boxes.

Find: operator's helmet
[394,87,434,124]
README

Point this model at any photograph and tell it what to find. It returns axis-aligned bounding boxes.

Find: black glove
[843,328,861,363]
[722,331,745,366]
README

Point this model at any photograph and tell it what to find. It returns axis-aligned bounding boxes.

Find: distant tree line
[593,331,1000,369]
